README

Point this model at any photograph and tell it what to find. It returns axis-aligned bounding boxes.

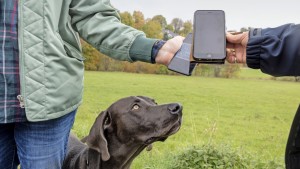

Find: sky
[110,0,300,31]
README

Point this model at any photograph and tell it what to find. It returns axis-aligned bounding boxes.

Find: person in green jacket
[0,0,183,169]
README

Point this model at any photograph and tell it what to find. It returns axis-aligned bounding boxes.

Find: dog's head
[85,96,183,161]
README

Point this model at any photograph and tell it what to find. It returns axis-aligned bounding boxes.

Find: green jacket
[19,0,156,121]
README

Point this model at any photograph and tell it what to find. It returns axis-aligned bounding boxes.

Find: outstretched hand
[156,33,249,65]
[155,36,185,66]
[226,32,249,64]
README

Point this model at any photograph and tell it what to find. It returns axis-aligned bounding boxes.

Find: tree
[179,20,193,36]
[171,18,184,34]
[133,11,145,30]
[119,11,134,27]
[143,20,163,39]
[165,24,174,32]
[152,15,167,29]
[82,40,101,71]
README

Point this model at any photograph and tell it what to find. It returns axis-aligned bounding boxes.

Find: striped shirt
[0,0,26,123]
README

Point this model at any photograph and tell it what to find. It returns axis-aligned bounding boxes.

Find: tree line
[119,11,193,39]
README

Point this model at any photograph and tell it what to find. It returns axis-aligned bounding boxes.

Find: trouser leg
[0,123,19,169]
[15,110,76,169]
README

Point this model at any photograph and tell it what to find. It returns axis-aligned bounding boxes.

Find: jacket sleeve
[246,24,300,76]
[69,0,155,63]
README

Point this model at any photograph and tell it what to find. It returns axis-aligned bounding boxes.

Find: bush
[169,144,284,169]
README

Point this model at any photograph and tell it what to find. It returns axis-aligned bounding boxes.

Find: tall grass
[73,71,300,168]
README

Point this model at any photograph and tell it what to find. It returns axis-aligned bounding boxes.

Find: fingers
[155,36,184,65]
[226,32,249,45]
[226,46,247,64]
[226,42,234,49]
[226,32,249,64]
[226,48,237,63]
[226,32,243,44]
[174,36,185,41]
[167,36,184,52]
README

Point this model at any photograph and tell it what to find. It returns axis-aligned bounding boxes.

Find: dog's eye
[132,104,140,110]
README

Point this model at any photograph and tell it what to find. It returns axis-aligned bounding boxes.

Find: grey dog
[63,96,183,169]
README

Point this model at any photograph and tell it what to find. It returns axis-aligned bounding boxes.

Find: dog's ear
[86,110,112,161]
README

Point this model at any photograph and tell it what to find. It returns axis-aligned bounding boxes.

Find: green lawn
[239,68,272,79]
[73,71,300,168]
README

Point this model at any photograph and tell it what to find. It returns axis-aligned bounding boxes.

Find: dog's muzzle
[168,103,182,115]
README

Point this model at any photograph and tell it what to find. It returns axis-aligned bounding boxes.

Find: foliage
[180,20,193,36]
[166,24,175,32]
[119,11,134,27]
[221,64,241,78]
[133,11,145,30]
[152,15,167,29]
[193,64,241,78]
[170,145,284,169]
[82,40,101,71]
[171,18,184,34]
[142,20,163,39]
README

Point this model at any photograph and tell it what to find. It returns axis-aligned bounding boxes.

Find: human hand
[226,32,249,64]
[155,36,185,65]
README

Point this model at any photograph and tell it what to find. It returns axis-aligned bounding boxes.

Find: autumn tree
[171,18,184,34]
[142,20,163,39]
[133,11,145,30]
[165,24,174,32]
[152,15,167,29]
[119,11,134,27]
[81,40,101,71]
[180,20,193,36]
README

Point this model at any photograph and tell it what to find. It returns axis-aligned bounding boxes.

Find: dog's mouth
[144,118,182,145]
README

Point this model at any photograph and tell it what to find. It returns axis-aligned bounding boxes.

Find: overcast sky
[110,0,300,31]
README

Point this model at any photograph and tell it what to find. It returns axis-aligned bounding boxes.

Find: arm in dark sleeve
[246,24,300,76]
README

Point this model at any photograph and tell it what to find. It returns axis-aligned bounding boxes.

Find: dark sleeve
[246,24,300,76]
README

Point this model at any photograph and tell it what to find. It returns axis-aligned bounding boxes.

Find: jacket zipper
[17,95,25,108]
[18,0,25,108]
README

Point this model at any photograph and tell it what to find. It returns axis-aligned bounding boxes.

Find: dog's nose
[168,103,182,115]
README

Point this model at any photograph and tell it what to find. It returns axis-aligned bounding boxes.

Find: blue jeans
[0,110,76,169]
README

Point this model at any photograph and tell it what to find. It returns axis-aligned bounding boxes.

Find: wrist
[155,46,172,65]
[151,40,166,64]
[241,31,250,47]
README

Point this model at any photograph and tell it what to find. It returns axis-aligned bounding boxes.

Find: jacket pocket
[55,32,85,61]
[67,20,82,52]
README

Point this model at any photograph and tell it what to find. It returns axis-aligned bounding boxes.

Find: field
[73,71,300,168]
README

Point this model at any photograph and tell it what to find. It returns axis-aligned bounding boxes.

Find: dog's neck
[101,133,147,169]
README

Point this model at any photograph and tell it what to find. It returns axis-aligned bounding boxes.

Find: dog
[63,96,183,169]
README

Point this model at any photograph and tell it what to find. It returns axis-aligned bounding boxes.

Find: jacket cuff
[129,35,157,63]
[246,28,264,69]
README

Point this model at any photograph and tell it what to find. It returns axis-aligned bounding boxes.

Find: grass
[239,67,272,79]
[73,71,300,168]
